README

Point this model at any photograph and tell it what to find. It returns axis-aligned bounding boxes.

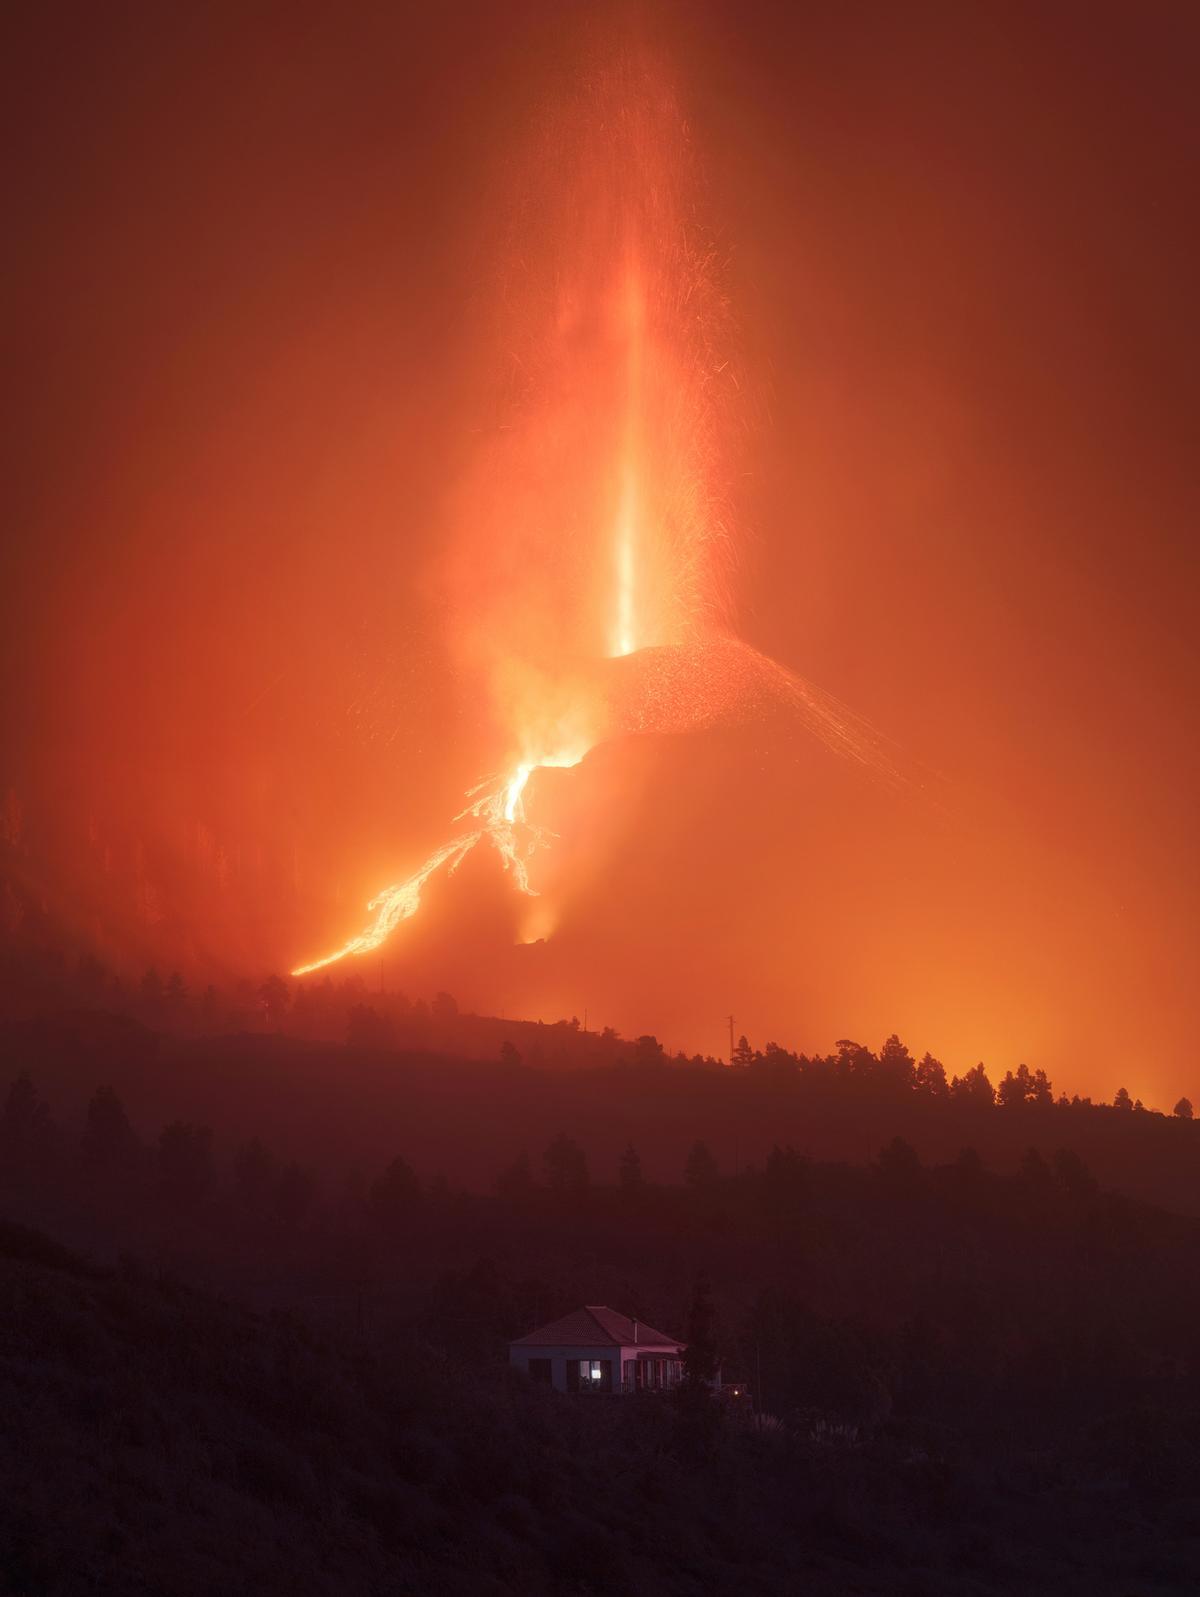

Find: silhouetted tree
[681,1278,720,1392]
[543,1133,588,1195]
[877,1034,916,1091]
[431,991,458,1023]
[233,1137,277,1212]
[758,1041,798,1081]
[369,1155,421,1230]
[762,1144,807,1224]
[1019,1146,1054,1199]
[258,974,290,1027]
[731,1034,754,1068]
[140,967,163,1009]
[913,1052,949,1096]
[1113,1086,1134,1111]
[835,1039,874,1080]
[428,1257,513,1359]
[164,970,186,1011]
[80,1086,141,1177]
[950,1062,995,1106]
[157,1122,214,1209]
[1173,1097,1193,1120]
[999,1063,1054,1107]
[684,1140,719,1190]
[633,1035,665,1069]
[1053,1147,1099,1200]
[952,1145,985,1198]
[275,1163,316,1226]
[998,1067,1024,1107]
[494,1152,535,1201]
[75,953,107,999]
[1,1073,37,1145]
[1,1072,55,1172]
[499,1039,522,1068]
[619,1144,644,1193]
[877,1135,922,1197]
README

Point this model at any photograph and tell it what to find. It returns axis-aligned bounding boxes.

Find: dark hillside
[2,1216,1200,1597]
[5,1005,1198,1213]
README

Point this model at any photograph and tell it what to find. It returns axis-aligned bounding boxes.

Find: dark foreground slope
[3,1218,1200,1597]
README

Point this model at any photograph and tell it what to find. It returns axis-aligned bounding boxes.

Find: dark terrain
[2,954,1199,1593]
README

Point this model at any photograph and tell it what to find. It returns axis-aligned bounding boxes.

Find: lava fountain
[292,53,895,979]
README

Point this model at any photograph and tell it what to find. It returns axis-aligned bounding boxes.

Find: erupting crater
[292,54,895,980]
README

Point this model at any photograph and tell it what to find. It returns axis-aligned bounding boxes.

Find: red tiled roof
[510,1305,683,1348]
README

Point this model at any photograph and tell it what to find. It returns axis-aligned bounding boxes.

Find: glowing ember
[292,54,896,981]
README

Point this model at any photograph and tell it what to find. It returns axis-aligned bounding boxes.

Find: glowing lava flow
[290,53,902,982]
[292,751,584,977]
[289,634,899,978]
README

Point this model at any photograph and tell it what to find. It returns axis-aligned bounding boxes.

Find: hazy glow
[291,53,895,981]
[613,462,638,659]
[612,255,646,659]
[503,764,532,825]
[9,7,1196,1103]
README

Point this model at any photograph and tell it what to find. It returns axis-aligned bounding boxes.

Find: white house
[509,1305,686,1394]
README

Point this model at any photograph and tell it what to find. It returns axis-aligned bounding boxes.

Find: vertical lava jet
[292,50,893,979]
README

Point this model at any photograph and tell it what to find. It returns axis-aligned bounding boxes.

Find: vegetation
[1,950,1199,1591]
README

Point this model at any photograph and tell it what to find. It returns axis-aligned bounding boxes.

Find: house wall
[509,1343,620,1393]
[618,1345,685,1390]
[510,1342,682,1393]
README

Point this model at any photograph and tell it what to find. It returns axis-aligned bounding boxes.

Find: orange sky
[3,2,1197,1108]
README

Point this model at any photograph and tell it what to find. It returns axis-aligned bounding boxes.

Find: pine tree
[543,1133,589,1195]
[682,1278,720,1392]
[233,1137,277,1212]
[913,1052,949,1096]
[878,1034,916,1089]
[684,1140,719,1189]
[369,1155,422,1230]
[494,1152,535,1201]
[619,1144,644,1192]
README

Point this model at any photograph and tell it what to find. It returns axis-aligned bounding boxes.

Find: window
[567,1357,612,1392]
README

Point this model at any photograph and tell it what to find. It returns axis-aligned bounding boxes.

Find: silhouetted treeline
[3,1000,1197,1225]
[2,939,1189,1119]
[4,1097,1200,1594]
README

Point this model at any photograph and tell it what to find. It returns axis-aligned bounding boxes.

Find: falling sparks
[611,254,647,659]
[291,52,897,981]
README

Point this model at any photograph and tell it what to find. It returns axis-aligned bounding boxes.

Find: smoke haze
[3,1,1198,1107]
